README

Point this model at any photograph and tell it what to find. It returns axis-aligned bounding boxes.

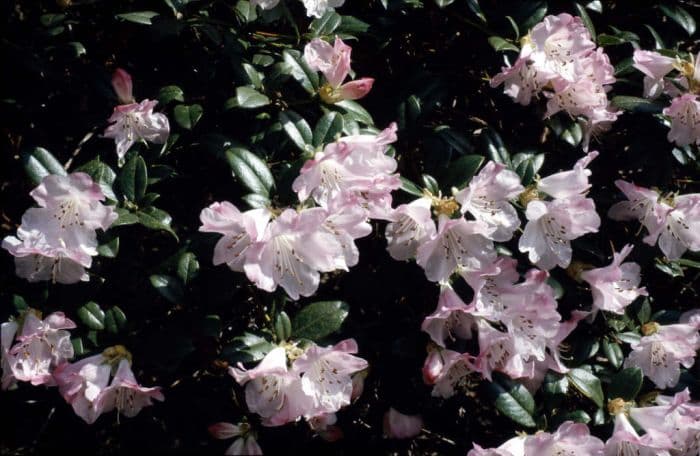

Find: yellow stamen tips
[282,341,304,362]
[565,261,593,283]
[518,185,540,207]
[607,397,628,415]
[520,34,532,48]
[432,197,460,217]
[319,83,342,104]
[641,321,660,336]
[102,344,133,366]
[673,56,700,92]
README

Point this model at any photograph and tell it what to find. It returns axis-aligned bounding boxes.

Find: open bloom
[292,339,368,417]
[454,161,524,241]
[523,421,604,455]
[664,94,700,146]
[537,151,598,199]
[608,180,669,246]
[383,408,423,439]
[54,354,111,424]
[428,349,476,398]
[624,320,700,389]
[581,244,647,315]
[469,435,526,456]
[633,50,676,99]
[209,421,263,455]
[421,284,475,347]
[385,197,436,261]
[95,359,164,419]
[304,37,373,102]
[604,412,673,456]
[301,0,344,18]
[104,99,170,160]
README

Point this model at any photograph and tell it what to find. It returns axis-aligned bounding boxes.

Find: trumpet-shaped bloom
[523,421,604,455]
[304,37,372,101]
[54,354,111,424]
[633,50,676,99]
[428,349,476,398]
[385,197,436,261]
[104,99,170,160]
[469,436,526,456]
[416,215,496,282]
[663,94,700,146]
[300,0,344,18]
[608,180,669,246]
[581,244,648,315]
[208,422,263,455]
[474,320,535,381]
[421,284,475,347]
[454,161,524,241]
[624,321,700,389]
[658,193,700,260]
[604,412,673,456]
[537,151,598,199]
[96,359,164,418]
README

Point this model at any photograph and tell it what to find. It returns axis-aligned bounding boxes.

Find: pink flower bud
[383,408,423,439]
[422,350,444,385]
[112,68,134,105]
[339,78,374,101]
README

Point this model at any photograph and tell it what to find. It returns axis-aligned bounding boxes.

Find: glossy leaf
[22,147,66,185]
[292,300,349,341]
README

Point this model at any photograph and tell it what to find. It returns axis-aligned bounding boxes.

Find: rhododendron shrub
[3,1,700,454]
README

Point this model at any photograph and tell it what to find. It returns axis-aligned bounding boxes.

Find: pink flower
[633,50,676,99]
[307,413,343,442]
[104,99,170,160]
[3,311,75,387]
[54,354,111,424]
[209,422,263,455]
[428,349,475,398]
[624,321,700,389]
[96,359,164,418]
[537,151,598,200]
[303,37,372,102]
[663,94,700,146]
[230,347,311,427]
[112,68,135,105]
[523,421,604,455]
[421,284,475,347]
[199,202,270,271]
[383,408,423,439]
[300,0,344,18]
[320,198,372,267]
[604,412,673,456]
[581,244,647,315]
[608,180,670,247]
[468,436,526,456]
[658,193,700,260]
[1,321,18,390]
[416,215,496,282]
[385,197,436,261]
[454,161,524,241]
[474,320,534,381]
[519,196,600,270]
[490,57,549,106]
[2,173,117,284]
[459,257,520,321]
[292,339,367,416]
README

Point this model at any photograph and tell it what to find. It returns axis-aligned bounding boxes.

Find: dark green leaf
[337,16,370,34]
[292,301,349,341]
[223,332,276,364]
[242,193,270,209]
[115,11,159,25]
[235,0,257,23]
[568,367,605,408]
[77,301,105,331]
[22,147,66,185]
[137,207,178,239]
[334,100,374,126]
[608,367,643,401]
[310,11,341,37]
[77,159,117,201]
[230,86,270,109]
[400,176,424,197]
[421,174,439,195]
[158,85,184,105]
[12,295,28,312]
[200,315,222,338]
[177,252,199,284]
[659,4,696,36]
[574,2,596,41]
[174,104,203,130]
[282,50,319,94]
[444,155,484,190]
[611,96,664,114]
[225,147,275,196]
[97,235,120,258]
[275,311,292,341]
[482,129,511,167]
[150,274,185,304]
[313,112,344,147]
[104,306,127,334]
[117,155,148,202]
[488,36,519,52]
[467,0,487,22]
[644,24,666,49]
[279,111,313,152]
[486,377,536,428]
[434,0,455,8]
[601,339,623,369]
[71,338,85,356]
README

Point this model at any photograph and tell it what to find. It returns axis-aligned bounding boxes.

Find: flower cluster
[633,49,700,146]
[491,13,619,149]
[609,180,700,260]
[229,339,367,429]
[2,173,117,284]
[304,37,374,103]
[103,68,170,161]
[201,121,398,299]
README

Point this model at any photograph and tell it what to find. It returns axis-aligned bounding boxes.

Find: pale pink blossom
[537,151,597,199]
[428,349,476,398]
[422,349,445,385]
[307,413,343,442]
[230,347,311,427]
[1,321,18,389]
[383,408,423,439]
[519,196,600,270]
[523,421,604,455]
[469,436,526,456]
[416,215,496,282]
[474,320,534,381]
[624,321,700,389]
[663,94,700,146]
[658,193,700,260]
[385,197,436,261]
[54,354,111,424]
[421,284,475,347]
[301,0,345,18]
[199,202,270,271]
[3,311,75,387]
[490,57,549,106]
[454,161,524,241]
[604,412,673,456]
[112,68,135,105]
[581,244,648,315]
[209,422,263,455]
[321,198,372,267]
[633,50,676,99]
[303,37,372,101]
[608,180,670,247]
[104,99,170,160]
[292,339,367,416]
[96,359,164,419]
[459,257,520,321]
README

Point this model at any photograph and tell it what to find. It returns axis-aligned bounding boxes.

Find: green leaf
[71,338,85,356]
[150,274,185,304]
[235,0,257,23]
[77,301,105,331]
[519,0,547,31]
[115,11,159,25]
[568,367,604,408]
[225,147,275,196]
[334,100,374,125]
[223,332,276,364]
[137,207,178,239]
[22,147,66,185]
[337,16,370,34]
[467,0,487,22]
[486,376,536,428]
[117,155,148,202]
[282,50,319,94]
[542,372,569,396]
[608,367,643,401]
[242,63,264,89]
[636,298,652,324]
[443,155,484,190]
[274,311,292,342]
[158,85,185,105]
[482,129,511,168]
[400,176,424,197]
[97,235,120,258]
[41,13,66,27]
[601,339,623,369]
[242,193,270,209]
[511,151,544,186]
[77,159,117,201]
[231,86,270,109]
[644,24,666,49]
[434,0,455,8]
[557,410,591,424]
[279,111,313,152]
[310,11,341,37]
[574,2,596,41]
[313,112,344,147]
[12,295,28,312]
[112,208,139,227]
[611,96,664,114]
[292,301,349,341]
[421,174,439,195]
[104,306,127,334]
[177,252,199,284]
[488,36,519,52]
[660,3,696,36]
[174,104,203,130]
